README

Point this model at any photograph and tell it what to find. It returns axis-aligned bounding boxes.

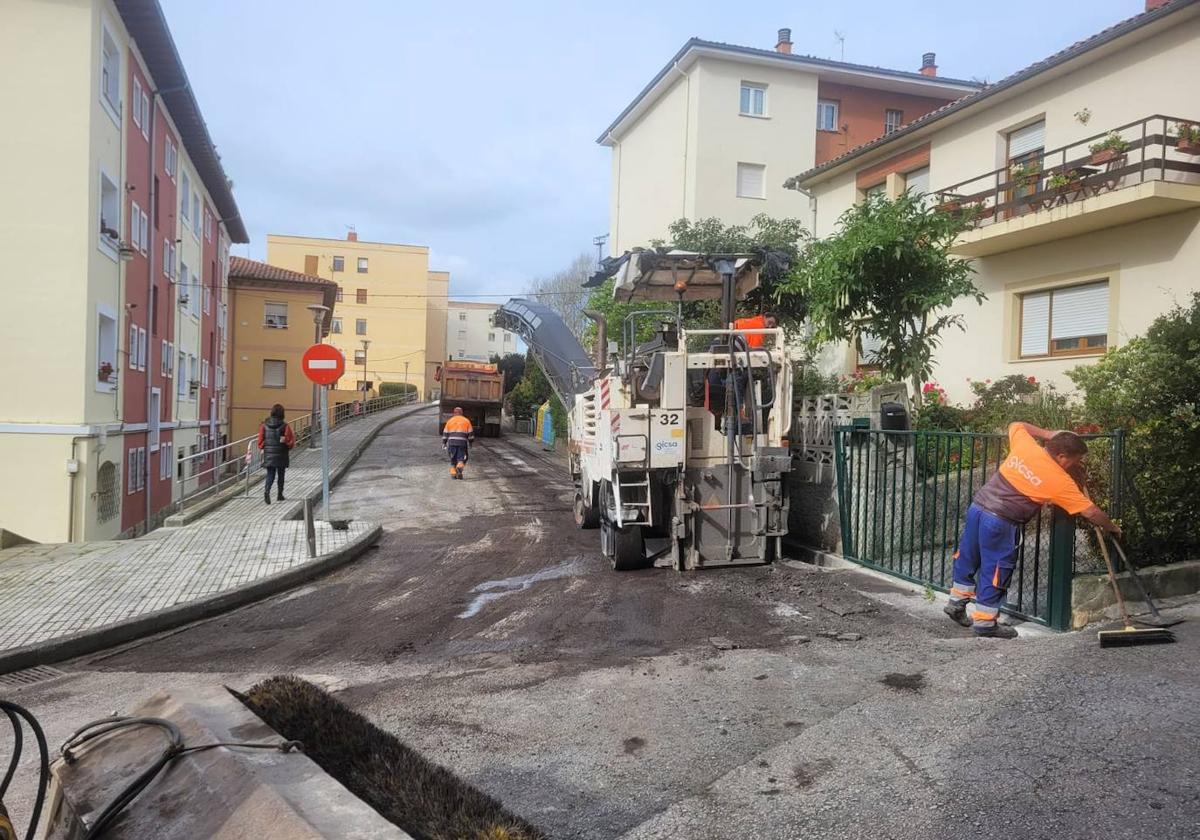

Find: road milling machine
[494,250,792,571]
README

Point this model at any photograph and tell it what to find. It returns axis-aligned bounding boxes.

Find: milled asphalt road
[2,409,1197,839]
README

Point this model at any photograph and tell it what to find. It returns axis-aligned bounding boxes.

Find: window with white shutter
[857,332,885,367]
[736,163,766,199]
[264,302,288,328]
[263,359,287,388]
[1007,120,1045,159]
[1019,281,1108,358]
[128,448,138,494]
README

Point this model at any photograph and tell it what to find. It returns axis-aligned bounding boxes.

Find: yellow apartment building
[425,271,450,398]
[267,232,444,398]
[227,257,337,443]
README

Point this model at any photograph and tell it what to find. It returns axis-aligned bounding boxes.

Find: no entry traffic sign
[302,343,345,386]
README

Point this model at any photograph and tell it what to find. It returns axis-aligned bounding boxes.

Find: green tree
[786,192,982,403]
[506,351,567,438]
[490,352,525,394]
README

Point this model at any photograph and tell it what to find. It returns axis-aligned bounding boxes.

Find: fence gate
[831,427,1117,631]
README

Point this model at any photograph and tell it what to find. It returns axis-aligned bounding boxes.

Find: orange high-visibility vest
[734,315,767,348]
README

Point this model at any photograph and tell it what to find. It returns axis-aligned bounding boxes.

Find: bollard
[304,499,317,558]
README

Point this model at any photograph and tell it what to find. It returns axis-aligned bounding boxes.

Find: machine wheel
[611,524,646,571]
[574,487,600,529]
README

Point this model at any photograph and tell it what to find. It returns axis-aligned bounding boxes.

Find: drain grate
[0,664,67,688]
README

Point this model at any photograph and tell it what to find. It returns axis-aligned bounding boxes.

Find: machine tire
[574,488,600,529]
[611,525,647,571]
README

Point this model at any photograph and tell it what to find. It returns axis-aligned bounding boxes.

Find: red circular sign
[301,343,346,386]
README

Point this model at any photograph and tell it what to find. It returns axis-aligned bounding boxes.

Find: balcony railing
[934,115,1200,230]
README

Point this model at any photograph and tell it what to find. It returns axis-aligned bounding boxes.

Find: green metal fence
[832,427,1123,630]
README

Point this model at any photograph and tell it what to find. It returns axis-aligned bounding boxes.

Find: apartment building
[599,28,980,253]
[791,0,1200,402]
[425,271,450,397]
[447,302,520,362]
[266,232,444,397]
[0,0,247,543]
[227,258,337,443]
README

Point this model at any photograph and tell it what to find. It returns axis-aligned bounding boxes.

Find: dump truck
[436,360,504,437]
[494,250,792,571]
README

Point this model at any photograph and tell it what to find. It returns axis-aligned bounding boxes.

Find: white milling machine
[568,251,793,571]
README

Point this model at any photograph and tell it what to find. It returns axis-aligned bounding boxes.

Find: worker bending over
[442,406,475,480]
[946,422,1120,639]
[732,312,777,349]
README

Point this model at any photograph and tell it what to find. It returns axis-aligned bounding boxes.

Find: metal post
[1046,505,1075,631]
[320,385,331,519]
[304,498,316,558]
[306,304,329,448]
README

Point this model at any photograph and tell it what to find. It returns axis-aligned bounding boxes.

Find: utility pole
[305,304,330,448]
[360,339,371,395]
[593,233,609,268]
[403,360,410,393]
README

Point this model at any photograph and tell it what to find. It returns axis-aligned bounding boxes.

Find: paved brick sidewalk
[0,403,431,665]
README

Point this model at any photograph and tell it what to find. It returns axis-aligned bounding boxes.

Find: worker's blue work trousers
[949,504,1021,632]
[447,444,468,468]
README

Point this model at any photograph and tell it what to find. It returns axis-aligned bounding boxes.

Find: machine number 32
[658,413,680,425]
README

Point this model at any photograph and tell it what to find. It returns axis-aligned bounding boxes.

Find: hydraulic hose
[0,701,50,840]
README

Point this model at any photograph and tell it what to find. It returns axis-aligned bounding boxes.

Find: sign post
[301,344,346,520]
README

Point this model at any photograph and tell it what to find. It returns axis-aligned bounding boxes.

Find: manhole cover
[0,665,67,688]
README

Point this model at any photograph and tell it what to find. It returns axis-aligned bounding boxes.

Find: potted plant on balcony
[1010,160,1041,187]
[1176,122,1200,154]
[98,361,114,383]
[935,196,961,213]
[1047,169,1084,194]
[1088,131,1129,165]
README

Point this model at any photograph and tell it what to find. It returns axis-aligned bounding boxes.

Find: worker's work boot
[449,465,457,478]
[456,464,465,480]
[974,623,1018,640]
[943,601,972,628]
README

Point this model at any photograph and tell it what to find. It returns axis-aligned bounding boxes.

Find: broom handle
[1095,525,1133,627]
[1108,535,1164,620]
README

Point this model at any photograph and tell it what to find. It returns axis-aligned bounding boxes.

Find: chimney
[775,28,793,54]
[920,52,937,76]
[1145,0,1170,9]
[347,230,358,241]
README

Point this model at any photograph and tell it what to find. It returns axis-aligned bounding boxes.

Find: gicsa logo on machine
[652,410,685,455]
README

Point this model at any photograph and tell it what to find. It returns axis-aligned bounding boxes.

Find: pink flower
[985,378,992,384]
[1028,376,1037,384]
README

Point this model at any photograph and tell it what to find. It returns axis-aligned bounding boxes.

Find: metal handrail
[175,391,420,510]
[934,114,1200,227]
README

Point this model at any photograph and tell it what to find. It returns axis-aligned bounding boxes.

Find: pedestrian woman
[257,403,295,504]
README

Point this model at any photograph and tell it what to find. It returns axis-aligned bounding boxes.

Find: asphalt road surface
[4,407,1198,839]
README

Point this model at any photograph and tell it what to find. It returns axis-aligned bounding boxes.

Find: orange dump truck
[436,360,505,437]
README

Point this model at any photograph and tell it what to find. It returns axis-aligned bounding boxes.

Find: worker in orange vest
[442,407,475,480]
[733,312,778,349]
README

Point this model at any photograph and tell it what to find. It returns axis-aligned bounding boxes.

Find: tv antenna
[834,31,845,61]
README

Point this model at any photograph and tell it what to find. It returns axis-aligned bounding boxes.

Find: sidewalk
[0,403,432,672]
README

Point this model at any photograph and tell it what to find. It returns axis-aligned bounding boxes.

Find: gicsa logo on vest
[1004,454,1043,487]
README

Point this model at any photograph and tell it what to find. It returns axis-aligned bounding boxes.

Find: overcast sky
[161,0,1139,300]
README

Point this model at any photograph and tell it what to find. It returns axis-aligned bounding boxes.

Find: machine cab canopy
[591,250,762,303]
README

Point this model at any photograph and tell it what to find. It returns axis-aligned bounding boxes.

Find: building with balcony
[599,28,980,253]
[789,0,1200,402]
[0,0,247,543]
[446,302,521,362]
[266,232,447,398]
[227,258,338,443]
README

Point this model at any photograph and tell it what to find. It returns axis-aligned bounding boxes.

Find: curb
[0,525,383,675]
[166,403,432,527]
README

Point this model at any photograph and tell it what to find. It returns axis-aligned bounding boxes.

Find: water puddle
[457,559,583,619]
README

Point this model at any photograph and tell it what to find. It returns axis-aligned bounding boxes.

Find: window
[488,332,496,342]
[864,182,886,198]
[204,282,211,315]
[857,332,884,368]
[457,329,466,340]
[162,239,171,276]
[161,339,168,376]
[332,256,345,272]
[885,109,904,134]
[99,171,120,253]
[100,24,120,114]
[128,448,139,494]
[180,173,190,222]
[189,355,198,393]
[335,287,344,302]
[139,209,149,254]
[740,83,766,116]
[201,359,209,388]
[331,317,342,334]
[263,359,287,388]
[97,307,117,389]
[132,77,143,130]
[458,312,467,321]
[138,327,147,370]
[264,302,288,328]
[817,100,839,132]
[129,324,139,370]
[354,349,367,364]
[736,162,766,199]
[129,201,142,250]
[149,388,161,451]
[164,137,177,179]
[504,333,512,343]
[167,342,174,378]
[204,209,212,242]
[178,350,187,396]
[1020,281,1108,358]
[356,288,367,304]
[355,318,367,335]
[192,195,200,236]
[140,89,150,140]
[160,441,173,480]
[357,257,368,273]
[169,243,177,279]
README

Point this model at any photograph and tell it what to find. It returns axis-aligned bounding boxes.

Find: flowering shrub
[838,369,891,394]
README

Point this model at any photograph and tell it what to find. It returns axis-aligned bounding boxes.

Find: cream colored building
[0,0,245,543]
[791,0,1200,403]
[266,233,445,398]
[599,30,978,254]
[447,302,520,362]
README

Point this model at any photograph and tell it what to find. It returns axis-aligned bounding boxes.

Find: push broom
[1094,526,1176,647]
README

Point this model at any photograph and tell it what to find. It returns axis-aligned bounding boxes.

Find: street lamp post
[360,339,370,396]
[403,360,409,396]
[306,303,330,449]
